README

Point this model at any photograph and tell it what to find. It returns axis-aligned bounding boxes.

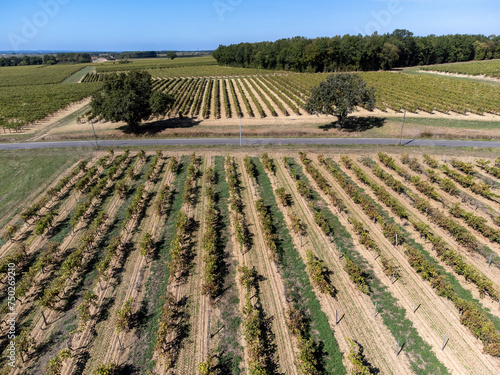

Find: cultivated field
[1,149,500,374]
[421,59,500,79]
[2,56,500,140]
[80,70,500,120]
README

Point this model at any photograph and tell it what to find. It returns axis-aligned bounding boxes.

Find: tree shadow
[319,116,386,132]
[118,117,202,135]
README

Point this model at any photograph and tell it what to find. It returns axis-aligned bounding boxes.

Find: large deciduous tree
[305,73,376,128]
[90,70,174,130]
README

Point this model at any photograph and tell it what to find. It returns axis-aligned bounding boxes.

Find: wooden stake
[442,334,446,351]
[338,245,342,259]
[414,299,418,313]
[489,254,493,268]
[335,309,338,324]
[392,272,395,284]
[395,234,398,246]
[41,310,47,326]
[374,302,378,318]
[118,334,123,351]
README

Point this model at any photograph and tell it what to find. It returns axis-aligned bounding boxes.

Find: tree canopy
[166,51,178,60]
[213,30,500,72]
[305,73,376,127]
[90,70,174,129]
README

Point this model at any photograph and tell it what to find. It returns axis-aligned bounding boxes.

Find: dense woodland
[213,30,500,72]
[0,52,91,66]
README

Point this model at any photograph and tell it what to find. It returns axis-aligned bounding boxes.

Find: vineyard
[76,70,500,122]
[1,56,500,133]
[83,67,500,119]
[1,149,500,374]
[421,59,500,79]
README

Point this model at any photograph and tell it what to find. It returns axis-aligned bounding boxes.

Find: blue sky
[0,0,498,51]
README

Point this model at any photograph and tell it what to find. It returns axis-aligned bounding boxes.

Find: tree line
[0,53,91,67]
[212,29,500,72]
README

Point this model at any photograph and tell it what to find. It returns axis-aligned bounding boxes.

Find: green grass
[0,148,90,229]
[252,157,346,375]
[393,116,500,130]
[63,66,95,83]
[293,157,450,374]
[420,60,500,79]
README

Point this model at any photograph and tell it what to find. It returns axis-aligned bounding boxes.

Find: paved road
[1,138,500,150]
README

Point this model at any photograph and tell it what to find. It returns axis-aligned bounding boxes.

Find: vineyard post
[395,234,398,246]
[391,272,395,284]
[41,310,47,326]
[338,245,342,259]
[489,254,493,267]
[117,333,123,351]
[441,334,447,351]
[136,272,140,289]
[413,299,418,313]
[335,309,338,324]
[374,302,378,318]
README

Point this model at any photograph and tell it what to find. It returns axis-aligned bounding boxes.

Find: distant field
[95,55,217,72]
[0,82,101,127]
[421,60,500,78]
[1,56,500,134]
[0,64,90,87]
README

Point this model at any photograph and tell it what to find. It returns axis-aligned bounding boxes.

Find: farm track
[238,155,299,375]
[368,158,500,296]
[9,154,135,374]
[274,155,414,375]
[313,155,500,374]
[67,155,168,374]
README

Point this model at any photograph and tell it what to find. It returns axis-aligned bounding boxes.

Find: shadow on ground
[319,116,386,132]
[118,117,201,135]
